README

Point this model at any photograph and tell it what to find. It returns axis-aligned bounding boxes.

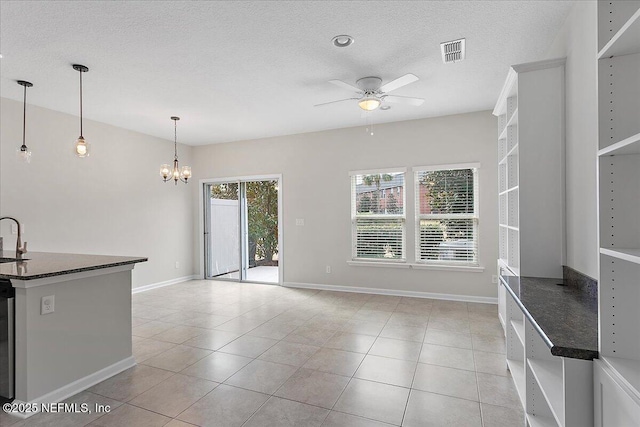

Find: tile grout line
[239,294,375,427]
[124,288,501,426]
[399,300,433,426]
[326,297,415,426]
[320,295,379,422]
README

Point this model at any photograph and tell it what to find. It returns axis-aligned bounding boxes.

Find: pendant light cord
[79,69,83,137]
[22,84,27,147]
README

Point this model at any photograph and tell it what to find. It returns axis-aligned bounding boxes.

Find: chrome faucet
[0,217,28,259]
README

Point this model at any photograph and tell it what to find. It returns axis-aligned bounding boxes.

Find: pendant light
[160,116,191,185]
[72,64,89,157]
[16,80,34,163]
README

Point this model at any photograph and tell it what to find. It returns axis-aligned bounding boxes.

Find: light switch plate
[296,218,305,226]
[41,295,55,315]
[10,223,24,234]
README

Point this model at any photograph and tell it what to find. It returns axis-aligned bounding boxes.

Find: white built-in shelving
[594,1,640,427]
[494,57,597,427]
[500,285,594,427]
[594,2,640,426]
[493,58,566,286]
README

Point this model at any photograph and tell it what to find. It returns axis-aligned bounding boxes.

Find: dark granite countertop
[0,251,147,280]
[501,275,598,360]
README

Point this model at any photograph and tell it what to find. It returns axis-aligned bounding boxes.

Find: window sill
[347,260,485,273]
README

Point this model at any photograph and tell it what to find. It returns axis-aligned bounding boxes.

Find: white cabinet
[595,2,640,425]
[594,359,640,427]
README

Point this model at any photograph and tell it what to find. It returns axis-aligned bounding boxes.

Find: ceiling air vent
[440,38,466,64]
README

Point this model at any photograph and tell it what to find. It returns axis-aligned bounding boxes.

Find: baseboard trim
[283,281,497,304]
[132,275,199,294]
[10,356,136,419]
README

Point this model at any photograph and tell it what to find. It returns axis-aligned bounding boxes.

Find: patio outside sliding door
[204,179,280,284]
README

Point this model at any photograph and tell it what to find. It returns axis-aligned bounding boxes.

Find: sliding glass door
[204,178,280,284]
[205,182,241,279]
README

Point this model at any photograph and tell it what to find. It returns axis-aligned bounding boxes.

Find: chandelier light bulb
[159,164,171,179]
[181,165,192,181]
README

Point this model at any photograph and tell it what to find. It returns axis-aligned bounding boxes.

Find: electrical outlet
[175,261,180,269]
[326,265,331,274]
[296,218,305,226]
[492,275,498,284]
[41,295,55,315]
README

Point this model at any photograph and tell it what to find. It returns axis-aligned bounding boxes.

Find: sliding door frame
[199,174,283,285]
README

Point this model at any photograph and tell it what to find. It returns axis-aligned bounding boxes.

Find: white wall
[194,111,498,299]
[0,97,195,288]
[545,1,599,279]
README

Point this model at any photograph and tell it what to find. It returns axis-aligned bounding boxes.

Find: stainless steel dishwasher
[0,279,14,402]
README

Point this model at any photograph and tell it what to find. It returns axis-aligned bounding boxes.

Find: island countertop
[0,251,148,280]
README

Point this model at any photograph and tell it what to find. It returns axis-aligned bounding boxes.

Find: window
[415,164,479,265]
[351,170,405,261]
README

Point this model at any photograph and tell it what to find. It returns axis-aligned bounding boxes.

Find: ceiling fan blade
[383,95,425,106]
[379,73,419,93]
[329,79,362,93]
[314,97,360,107]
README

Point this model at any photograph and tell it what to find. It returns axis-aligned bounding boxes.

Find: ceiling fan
[315,73,425,111]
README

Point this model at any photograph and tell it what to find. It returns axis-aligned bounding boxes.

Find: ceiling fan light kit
[358,97,381,111]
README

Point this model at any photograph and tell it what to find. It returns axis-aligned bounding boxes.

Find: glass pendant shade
[358,97,381,111]
[180,166,192,181]
[75,136,89,157]
[160,164,171,180]
[17,146,32,163]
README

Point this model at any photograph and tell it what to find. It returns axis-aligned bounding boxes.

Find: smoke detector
[440,38,466,63]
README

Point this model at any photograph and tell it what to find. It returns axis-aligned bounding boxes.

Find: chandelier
[160,116,191,185]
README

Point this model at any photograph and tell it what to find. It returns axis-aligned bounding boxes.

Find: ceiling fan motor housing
[356,76,383,92]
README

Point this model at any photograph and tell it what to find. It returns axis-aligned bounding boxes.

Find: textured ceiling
[0,1,574,146]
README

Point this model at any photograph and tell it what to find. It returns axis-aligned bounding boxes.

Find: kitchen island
[0,251,146,414]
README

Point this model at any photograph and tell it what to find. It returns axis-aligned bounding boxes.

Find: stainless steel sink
[0,258,28,264]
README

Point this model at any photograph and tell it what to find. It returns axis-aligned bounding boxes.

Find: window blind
[351,172,406,261]
[415,167,479,265]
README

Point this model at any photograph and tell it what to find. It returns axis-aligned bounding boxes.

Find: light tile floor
[2,280,524,427]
